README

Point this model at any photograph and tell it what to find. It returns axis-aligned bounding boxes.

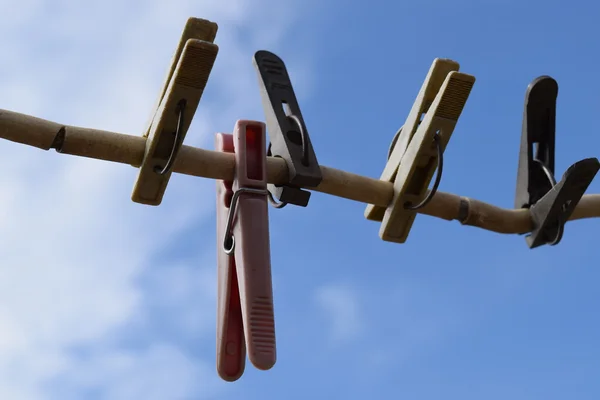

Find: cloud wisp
[0,0,314,398]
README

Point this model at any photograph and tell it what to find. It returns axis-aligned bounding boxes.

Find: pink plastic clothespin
[215,120,276,382]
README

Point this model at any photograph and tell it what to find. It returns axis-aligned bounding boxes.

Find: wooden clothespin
[131,18,219,205]
[215,121,276,382]
[364,59,475,243]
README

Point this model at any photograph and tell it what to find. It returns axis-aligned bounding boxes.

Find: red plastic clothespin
[215,120,276,382]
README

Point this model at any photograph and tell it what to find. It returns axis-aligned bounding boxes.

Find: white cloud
[0,0,314,398]
[314,283,364,344]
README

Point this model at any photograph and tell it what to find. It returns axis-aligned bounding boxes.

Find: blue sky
[0,0,599,399]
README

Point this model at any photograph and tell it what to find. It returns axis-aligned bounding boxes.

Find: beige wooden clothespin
[365,59,475,243]
[131,18,219,205]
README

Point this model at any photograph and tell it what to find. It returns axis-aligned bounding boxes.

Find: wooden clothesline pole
[1,108,599,236]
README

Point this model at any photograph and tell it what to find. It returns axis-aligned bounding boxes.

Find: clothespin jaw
[514,76,557,209]
[253,50,322,207]
[131,18,219,205]
[526,158,599,248]
[515,76,600,248]
[216,121,276,382]
[364,59,475,243]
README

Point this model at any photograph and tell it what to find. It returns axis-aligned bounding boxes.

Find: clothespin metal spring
[264,113,310,209]
[223,187,269,254]
[267,113,310,167]
[154,98,187,175]
[393,131,445,211]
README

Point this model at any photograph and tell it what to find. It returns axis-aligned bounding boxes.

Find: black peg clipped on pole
[515,76,600,249]
[253,50,322,208]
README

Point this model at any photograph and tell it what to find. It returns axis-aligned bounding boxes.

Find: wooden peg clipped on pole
[364,58,459,221]
[143,17,218,139]
[364,58,475,243]
[130,18,219,206]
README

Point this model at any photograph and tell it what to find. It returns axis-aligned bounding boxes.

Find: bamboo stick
[1,108,599,235]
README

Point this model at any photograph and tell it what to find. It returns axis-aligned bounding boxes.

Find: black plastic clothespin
[515,76,600,249]
[253,51,322,207]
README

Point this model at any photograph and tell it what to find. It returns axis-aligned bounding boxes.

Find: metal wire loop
[404,132,444,210]
[267,190,287,209]
[288,114,309,167]
[223,187,269,255]
[265,114,309,209]
[155,98,187,175]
